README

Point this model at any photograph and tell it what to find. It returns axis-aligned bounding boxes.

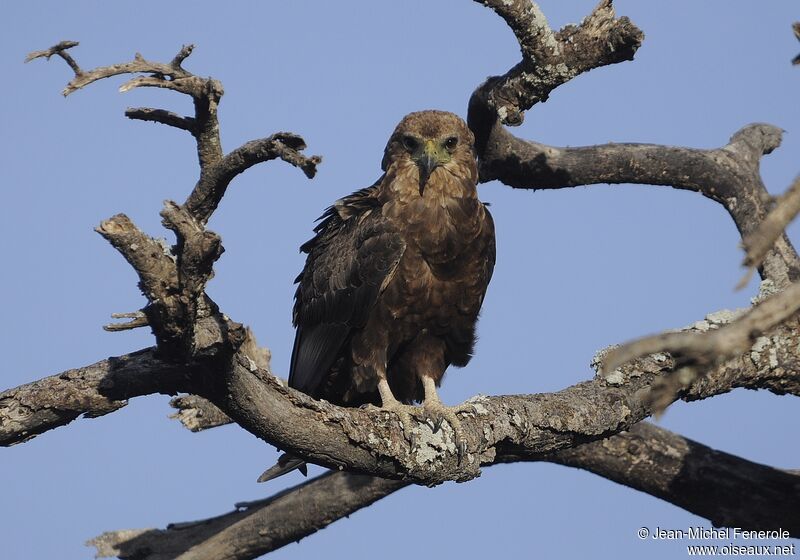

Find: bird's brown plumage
[289,110,495,411]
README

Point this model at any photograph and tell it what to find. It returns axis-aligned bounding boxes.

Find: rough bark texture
[546,423,800,534]
[4,305,798,482]
[88,422,800,560]
[89,472,408,560]
[0,349,188,446]
[469,122,800,287]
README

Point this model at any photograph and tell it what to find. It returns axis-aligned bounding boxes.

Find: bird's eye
[444,136,458,151]
[401,135,418,151]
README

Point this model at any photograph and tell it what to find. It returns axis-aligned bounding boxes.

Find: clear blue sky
[2,1,798,559]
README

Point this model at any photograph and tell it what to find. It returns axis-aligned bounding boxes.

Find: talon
[420,396,471,462]
[456,440,467,465]
[377,378,422,447]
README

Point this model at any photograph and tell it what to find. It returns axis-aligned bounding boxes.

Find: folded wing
[289,186,405,397]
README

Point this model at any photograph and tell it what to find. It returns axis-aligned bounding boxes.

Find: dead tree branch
[87,421,800,560]
[469,0,643,129]
[468,3,798,287]
[742,176,800,278]
[470,121,799,287]
[0,349,189,446]
[24,40,82,73]
[89,472,409,560]
[169,394,232,432]
[599,282,800,411]
[25,41,319,358]
[125,107,197,133]
[544,423,800,534]
[185,133,321,225]
[4,299,799,481]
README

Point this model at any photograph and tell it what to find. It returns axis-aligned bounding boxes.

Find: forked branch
[469,3,799,287]
[87,422,800,560]
[600,281,800,411]
[470,0,643,129]
[26,41,319,353]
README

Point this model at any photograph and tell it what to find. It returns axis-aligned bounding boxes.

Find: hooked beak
[415,141,439,196]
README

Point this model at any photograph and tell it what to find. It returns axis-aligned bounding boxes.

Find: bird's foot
[379,400,424,449]
[422,400,476,464]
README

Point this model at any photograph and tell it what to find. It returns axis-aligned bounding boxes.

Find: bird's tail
[257,452,308,483]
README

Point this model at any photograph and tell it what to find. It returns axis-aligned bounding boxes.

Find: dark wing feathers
[289,185,405,397]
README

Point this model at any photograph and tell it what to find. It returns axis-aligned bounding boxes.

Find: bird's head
[382,110,476,196]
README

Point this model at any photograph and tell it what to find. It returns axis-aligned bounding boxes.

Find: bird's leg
[420,376,475,462]
[377,377,422,448]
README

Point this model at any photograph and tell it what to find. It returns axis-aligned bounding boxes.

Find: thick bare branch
[470,0,643,127]
[89,471,408,560]
[0,349,188,446]
[88,422,800,560]
[472,121,800,286]
[96,215,178,302]
[95,214,188,351]
[545,423,800,534]
[467,3,798,287]
[5,296,799,480]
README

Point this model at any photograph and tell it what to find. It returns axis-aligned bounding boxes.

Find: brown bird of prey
[278,110,494,475]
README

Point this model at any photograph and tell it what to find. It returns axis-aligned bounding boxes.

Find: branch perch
[4,298,799,479]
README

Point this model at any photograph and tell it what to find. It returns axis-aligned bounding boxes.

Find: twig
[600,282,800,412]
[740,176,800,285]
[169,395,232,432]
[103,311,149,332]
[28,41,224,170]
[24,40,82,74]
[125,107,197,133]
